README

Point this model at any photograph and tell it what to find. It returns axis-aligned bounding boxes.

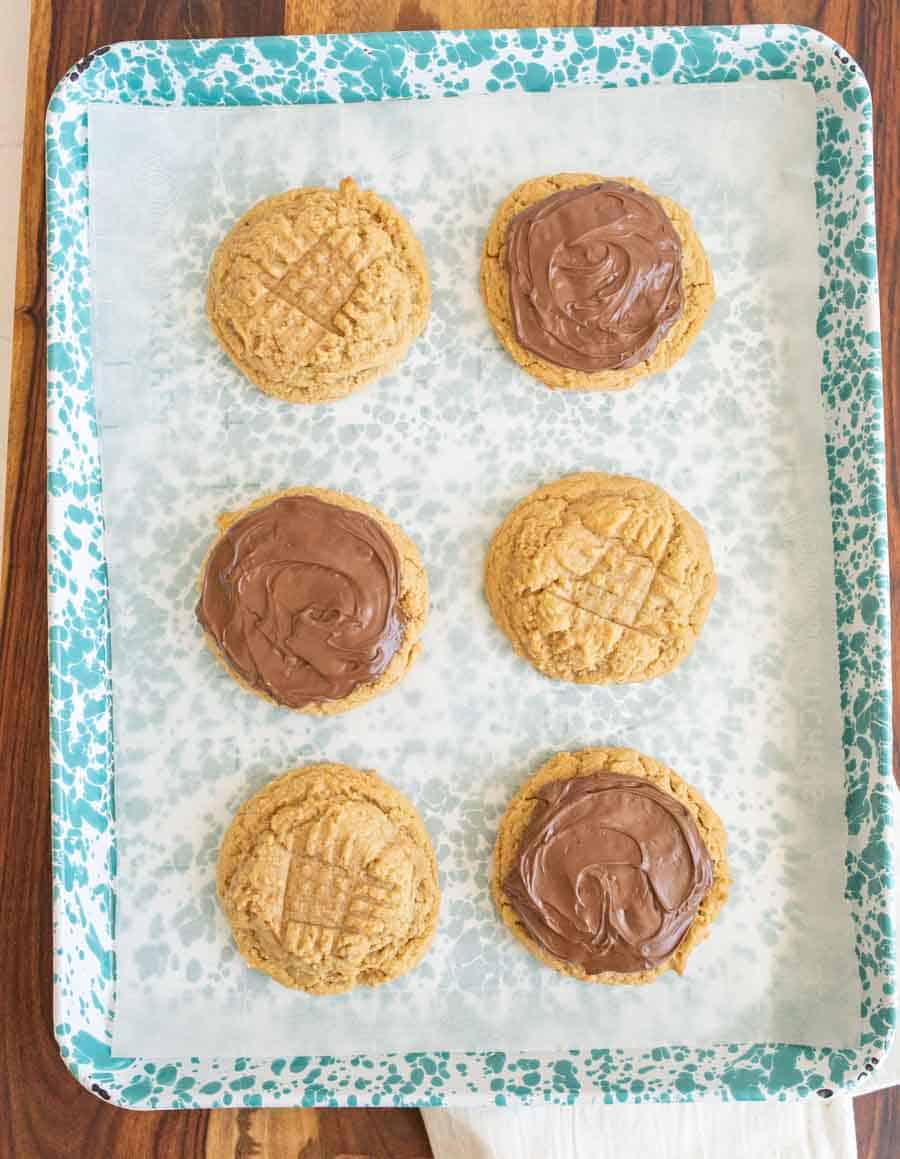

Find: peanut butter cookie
[196,487,428,714]
[485,472,716,684]
[480,173,714,392]
[218,763,441,994]
[208,178,430,403]
[492,747,729,985]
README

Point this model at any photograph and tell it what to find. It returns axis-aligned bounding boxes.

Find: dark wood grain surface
[1,2,896,1156]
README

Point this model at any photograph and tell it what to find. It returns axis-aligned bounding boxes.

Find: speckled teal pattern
[47,25,893,1107]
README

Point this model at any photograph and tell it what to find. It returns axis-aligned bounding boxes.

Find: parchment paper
[89,82,860,1059]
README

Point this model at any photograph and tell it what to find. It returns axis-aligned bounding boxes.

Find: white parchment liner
[87,84,858,1058]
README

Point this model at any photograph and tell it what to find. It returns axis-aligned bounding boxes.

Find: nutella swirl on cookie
[197,494,404,709]
[504,181,684,372]
[503,772,713,974]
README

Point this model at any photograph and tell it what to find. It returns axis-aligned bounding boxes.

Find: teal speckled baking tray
[47,25,893,1108]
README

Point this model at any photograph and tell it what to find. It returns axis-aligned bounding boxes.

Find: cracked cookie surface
[480,173,714,392]
[208,177,431,403]
[218,763,441,994]
[485,472,716,684]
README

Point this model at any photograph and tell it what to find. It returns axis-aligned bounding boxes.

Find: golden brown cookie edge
[491,746,730,985]
[483,471,717,685]
[218,761,441,995]
[197,485,428,716]
[207,180,431,404]
[480,172,715,392]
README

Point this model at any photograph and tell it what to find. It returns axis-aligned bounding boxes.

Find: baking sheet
[89,82,859,1059]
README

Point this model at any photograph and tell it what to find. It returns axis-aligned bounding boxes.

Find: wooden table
[1,2,896,1156]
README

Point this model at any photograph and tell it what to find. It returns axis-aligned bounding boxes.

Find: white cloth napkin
[422,1099,857,1159]
[424,802,898,1159]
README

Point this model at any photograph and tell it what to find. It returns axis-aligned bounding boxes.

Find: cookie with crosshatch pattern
[217,763,440,994]
[207,178,431,402]
[485,472,717,684]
